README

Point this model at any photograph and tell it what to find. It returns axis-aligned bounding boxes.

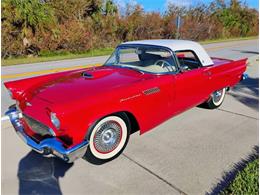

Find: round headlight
[50,112,60,130]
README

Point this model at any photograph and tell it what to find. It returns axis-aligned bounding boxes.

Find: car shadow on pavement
[17,150,73,195]
[82,147,122,165]
[206,145,259,195]
[197,76,259,110]
[229,77,259,111]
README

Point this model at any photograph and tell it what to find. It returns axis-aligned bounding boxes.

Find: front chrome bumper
[5,106,89,163]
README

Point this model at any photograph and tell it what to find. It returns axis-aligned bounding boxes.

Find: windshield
[104,45,178,74]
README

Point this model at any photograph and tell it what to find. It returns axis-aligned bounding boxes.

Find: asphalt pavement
[1,39,259,194]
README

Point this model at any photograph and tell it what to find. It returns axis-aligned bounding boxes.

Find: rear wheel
[85,114,130,163]
[204,88,226,109]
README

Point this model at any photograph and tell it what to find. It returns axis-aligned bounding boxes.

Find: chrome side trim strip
[142,87,160,95]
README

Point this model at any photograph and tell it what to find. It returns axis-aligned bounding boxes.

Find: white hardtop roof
[120,39,213,66]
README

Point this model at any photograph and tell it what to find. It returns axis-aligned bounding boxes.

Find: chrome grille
[23,114,52,137]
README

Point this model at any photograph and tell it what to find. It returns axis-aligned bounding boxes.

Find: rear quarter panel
[207,58,247,93]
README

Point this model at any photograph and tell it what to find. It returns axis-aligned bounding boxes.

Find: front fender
[57,91,143,147]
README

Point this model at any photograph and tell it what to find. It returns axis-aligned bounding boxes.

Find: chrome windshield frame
[103,44,181,76]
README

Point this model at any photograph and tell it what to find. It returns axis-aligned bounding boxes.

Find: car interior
[106,47,202,74]
[119,48,177,73]
[175,51,201,71]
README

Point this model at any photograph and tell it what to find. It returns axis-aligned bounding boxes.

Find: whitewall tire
[87,115,130,162]
[204,88,226,109]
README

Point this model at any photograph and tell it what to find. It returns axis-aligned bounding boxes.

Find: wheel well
[86,111,140,140]
[115,111,140,135]
[124,111,140,134]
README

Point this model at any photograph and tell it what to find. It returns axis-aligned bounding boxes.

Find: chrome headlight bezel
[50,112,60,130]
[48,128,56,136]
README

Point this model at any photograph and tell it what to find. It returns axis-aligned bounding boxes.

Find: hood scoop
[82,71,94,79]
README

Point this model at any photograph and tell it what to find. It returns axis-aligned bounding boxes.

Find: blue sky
[114,0,259,13]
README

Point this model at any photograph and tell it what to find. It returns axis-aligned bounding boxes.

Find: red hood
[31,66,146,104]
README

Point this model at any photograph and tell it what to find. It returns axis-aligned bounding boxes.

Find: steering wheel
[154,60,172,72]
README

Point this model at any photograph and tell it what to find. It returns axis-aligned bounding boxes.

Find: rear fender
[208,58,247,91]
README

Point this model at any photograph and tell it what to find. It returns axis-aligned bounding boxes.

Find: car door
[171,50,211,114]
[137,74,176,131]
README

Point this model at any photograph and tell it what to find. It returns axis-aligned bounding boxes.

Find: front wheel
[85,115,130,163]
[203,88,226,109]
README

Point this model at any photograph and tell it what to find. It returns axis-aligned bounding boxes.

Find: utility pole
[176,15,181,39]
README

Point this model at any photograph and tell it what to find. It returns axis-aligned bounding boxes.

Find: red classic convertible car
[5,40,247,163]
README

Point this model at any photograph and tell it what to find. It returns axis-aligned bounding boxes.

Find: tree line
[1,0,259,58]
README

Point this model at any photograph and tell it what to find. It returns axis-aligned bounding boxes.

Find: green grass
[221,159,259,195]
[2,36,258,66]
[2,47,114,66]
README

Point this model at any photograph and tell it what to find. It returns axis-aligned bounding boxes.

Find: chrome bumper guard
[5,106,89,163]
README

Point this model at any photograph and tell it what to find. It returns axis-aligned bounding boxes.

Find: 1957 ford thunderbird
[5,40,247,163]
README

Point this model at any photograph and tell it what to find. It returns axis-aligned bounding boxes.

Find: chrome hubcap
[101,129,116,145]
[94,121,122,153]
[213,90,223,103]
